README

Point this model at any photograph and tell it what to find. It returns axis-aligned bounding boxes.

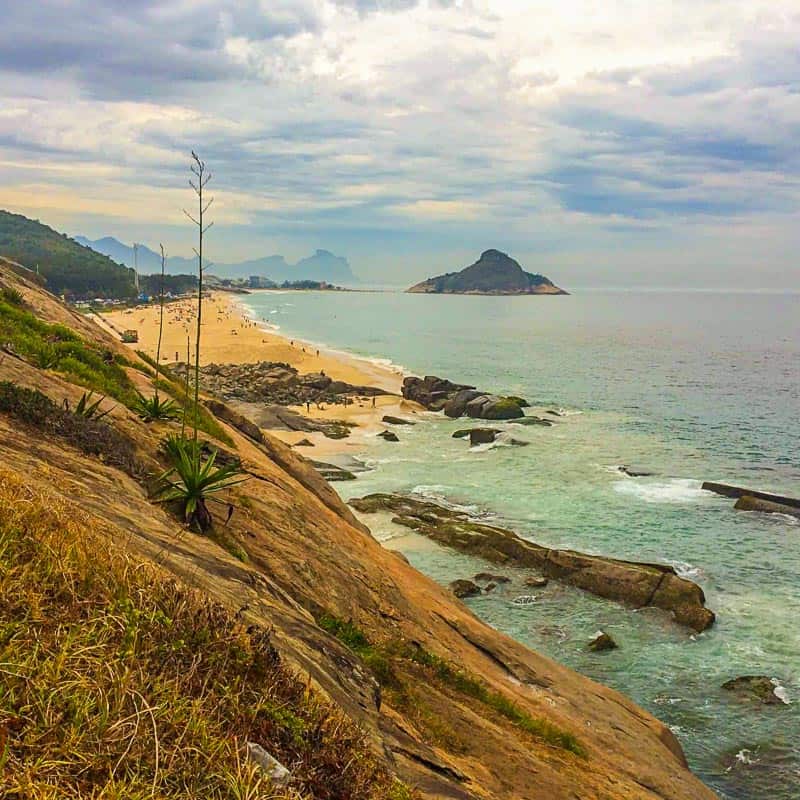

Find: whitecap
[613,478,710,504]
[511,595,538,606]
[771,679,791,705]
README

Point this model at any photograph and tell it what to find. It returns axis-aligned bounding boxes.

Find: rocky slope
[408,249,567,295]
[0,261,716,799]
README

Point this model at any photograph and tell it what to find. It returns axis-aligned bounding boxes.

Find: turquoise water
[243,289,800,799]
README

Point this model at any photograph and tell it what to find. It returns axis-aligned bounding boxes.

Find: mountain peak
[407,250,567,295]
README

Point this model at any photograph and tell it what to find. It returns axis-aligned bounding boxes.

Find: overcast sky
[1,0,798,287]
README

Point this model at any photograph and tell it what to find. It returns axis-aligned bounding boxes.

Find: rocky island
[407,249,568,295]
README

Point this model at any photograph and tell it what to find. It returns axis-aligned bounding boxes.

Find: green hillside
[0,210,136,299]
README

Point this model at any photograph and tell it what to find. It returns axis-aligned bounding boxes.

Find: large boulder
[444,389,484,418]
[722,676,789,705]
[469,428,501,445]
[465,395,494,418]
[449,579,482,598]
[588,631,618,652]
[481,398,526,420]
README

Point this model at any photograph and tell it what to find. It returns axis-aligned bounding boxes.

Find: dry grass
[0,470,411,799]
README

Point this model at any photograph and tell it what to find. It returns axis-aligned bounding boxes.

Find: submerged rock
[734,495,800,519]
[378,430,399,442]
[382,415,415,426]
[722,676,789,705]
[619,466,654,477]
[449,579,482,598]
[588,631,618,652]
[469,428,501,445]
[525,576,549,588]
[349,493,716,631]
[474,572,511,584]
[512,416,553,427]
[311,461,357,482]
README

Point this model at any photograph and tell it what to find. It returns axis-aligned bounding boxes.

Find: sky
[1,0,799,288]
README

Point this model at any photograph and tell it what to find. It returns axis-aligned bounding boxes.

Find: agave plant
[156,436,245,531]
[74,391,113,420]
[133,391,179,421]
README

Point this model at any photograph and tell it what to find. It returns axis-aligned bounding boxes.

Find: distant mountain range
[0,211,136,299]
[74,236,360,285]
[407,249,567,295]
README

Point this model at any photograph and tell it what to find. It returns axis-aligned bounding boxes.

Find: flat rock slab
[702,481,800,510]
[349,493,715,632]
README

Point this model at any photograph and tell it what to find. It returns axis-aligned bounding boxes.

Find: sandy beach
[102,292,422,455]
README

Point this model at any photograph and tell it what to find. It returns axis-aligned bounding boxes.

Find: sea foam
[613,478,710,504]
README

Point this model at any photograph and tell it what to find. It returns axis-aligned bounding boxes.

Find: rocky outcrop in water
[402,376,527,420]
[449,579,482,598]
[734,495,800,519]
[349,493,715,632]
[588,632,618,652]
[407,249,567,295]
[702,482,800,509]
[722,676,788,705]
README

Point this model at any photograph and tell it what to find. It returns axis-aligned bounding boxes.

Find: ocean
[242,288,800,799]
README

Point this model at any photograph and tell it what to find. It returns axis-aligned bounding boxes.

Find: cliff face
[408,249,568,295]
[0,262,714,799]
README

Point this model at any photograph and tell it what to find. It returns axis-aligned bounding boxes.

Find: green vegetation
[139,272,197,296]
[0,297,137,404]
[318,614,585,758]
[73,390,112,420]
[0,286,24,306]
[0,209,136,299]
[0,470,408,799]
[0,382,139,476]
[156,434,246,532]
[133,391,179,421]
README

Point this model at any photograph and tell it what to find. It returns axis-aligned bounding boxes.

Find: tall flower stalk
[154,243,166,405]
[183,151,213,445]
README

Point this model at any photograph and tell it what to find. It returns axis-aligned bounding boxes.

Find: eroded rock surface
[350,493,715,632]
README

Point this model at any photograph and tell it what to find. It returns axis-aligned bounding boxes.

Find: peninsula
[407,249,568,295]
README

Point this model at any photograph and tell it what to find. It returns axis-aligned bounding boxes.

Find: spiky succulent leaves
[134,391,179,421]
[156,441,246,531]
[75,391,112,420]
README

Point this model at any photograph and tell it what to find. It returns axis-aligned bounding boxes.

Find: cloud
[0,0,798,286]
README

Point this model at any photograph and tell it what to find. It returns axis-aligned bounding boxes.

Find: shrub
[0,286,24,305]
[0,469,406,799]
[318,613,585,757]
[0,381,139,476]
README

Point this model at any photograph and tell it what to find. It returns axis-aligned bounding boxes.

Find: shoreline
[103,292,423,456]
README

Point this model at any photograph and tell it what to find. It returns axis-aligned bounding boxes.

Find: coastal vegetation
[0,294,138,404]
[317,614,585,757]
[0,470,409,800]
